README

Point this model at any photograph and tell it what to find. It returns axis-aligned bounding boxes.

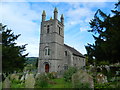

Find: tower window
[59,27,60,35]
[48,48,50,55]
[58,25,61,35]
[64,65,68,70]
[45,48,47,55]
[44,47,50,55]
[65,51,67,56]
[47,25,50,33]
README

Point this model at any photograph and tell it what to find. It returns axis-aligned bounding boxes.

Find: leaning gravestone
[3,77,11,88]
[20,75,25,81]
[25,73,29,80]
[10,74,19,81]
[72,70,94,88]
[25,74,35,88]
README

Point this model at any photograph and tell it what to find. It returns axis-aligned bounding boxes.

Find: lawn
[47,78,72,88]
[9,77,72,88]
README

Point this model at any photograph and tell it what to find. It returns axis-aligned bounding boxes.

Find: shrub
[63,67,77,82]
[11,79,25,88]
[111,76,120,88]
[35,74,48,88]
[94,82,112,89]
[47,72,57,79]
[73,82,90,88]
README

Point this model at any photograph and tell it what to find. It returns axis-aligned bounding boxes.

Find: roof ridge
[64,44,85,58]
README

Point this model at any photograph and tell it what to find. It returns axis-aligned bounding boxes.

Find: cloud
[17,38,39,57]
[80,26,90,32]
[1,2,40,34]
[2,0,118,2]
[66,7,93,20]
[1,2,41,57]
[64,3,94,32]
[1,2,116,57]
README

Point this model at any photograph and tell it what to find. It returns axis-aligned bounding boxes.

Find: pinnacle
[54,7,58,12]
[61,14,64,19]
[50,17,52,20]
[42,10,46,16]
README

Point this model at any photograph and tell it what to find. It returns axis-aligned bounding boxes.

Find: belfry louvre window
[45,48,47,55]
[57,25,61,35]
[59,27,60,35]
[45,47,50,55]
[47,25,50,33]
[65,51,67,56]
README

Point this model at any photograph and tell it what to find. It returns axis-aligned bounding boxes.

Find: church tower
[38,8,64,73]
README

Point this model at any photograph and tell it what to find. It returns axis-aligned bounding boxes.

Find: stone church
[38,8,85,73]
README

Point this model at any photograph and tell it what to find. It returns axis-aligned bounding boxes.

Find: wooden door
[45,64,49,73]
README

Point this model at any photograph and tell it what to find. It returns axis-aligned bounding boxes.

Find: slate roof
[64,44,85,58]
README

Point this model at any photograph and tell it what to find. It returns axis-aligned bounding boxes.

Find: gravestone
[25,74,35,88]
[105,65,110,72]
[20,75,25,81]
[0,82,2,90]
[96,73,108,83]
[0,73,1,89]
[10,74,19,81]
[35,73,41,79]
[25,73,29,80]
[72,70,94,88]
[3,77,11,88]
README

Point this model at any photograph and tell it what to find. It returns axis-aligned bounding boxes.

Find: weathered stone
[10,74,19,81]
[96,73,108,83]
[20,75,25,81]
[72,70,94,88]
[35,73,41,79]
[25,74,35,88]
[0,73,2,90]
[0,73,2,89]
[3,77,11,88]
[0,82,2,90]
[105,65,110,72]
[25,73,29,80]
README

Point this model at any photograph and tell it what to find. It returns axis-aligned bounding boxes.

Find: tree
[85,2,120,65]
[1,23,29,73]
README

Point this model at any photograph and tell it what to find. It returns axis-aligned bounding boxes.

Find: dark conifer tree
[85,2,120,65]
[1,23,28,73]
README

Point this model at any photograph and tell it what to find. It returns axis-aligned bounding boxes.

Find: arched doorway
[45,64,49,73]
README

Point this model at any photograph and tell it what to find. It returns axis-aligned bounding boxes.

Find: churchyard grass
[10,80,25,88]
[48,78,72,88]
[35,78,72,88]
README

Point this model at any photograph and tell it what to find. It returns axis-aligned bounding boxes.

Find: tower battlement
[42,8,64,25]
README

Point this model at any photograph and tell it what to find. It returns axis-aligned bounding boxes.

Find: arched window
[65,51,67,56]
[47,25,50,33]
[44,47,50,55]
[59,27,61,35]
[64,64,68,70]
[57,25,61,35]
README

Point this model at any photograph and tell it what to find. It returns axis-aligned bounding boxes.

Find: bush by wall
[35,74,48,88]
[63,67,77,82]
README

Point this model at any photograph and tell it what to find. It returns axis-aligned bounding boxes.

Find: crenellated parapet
[41,7,64,25]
